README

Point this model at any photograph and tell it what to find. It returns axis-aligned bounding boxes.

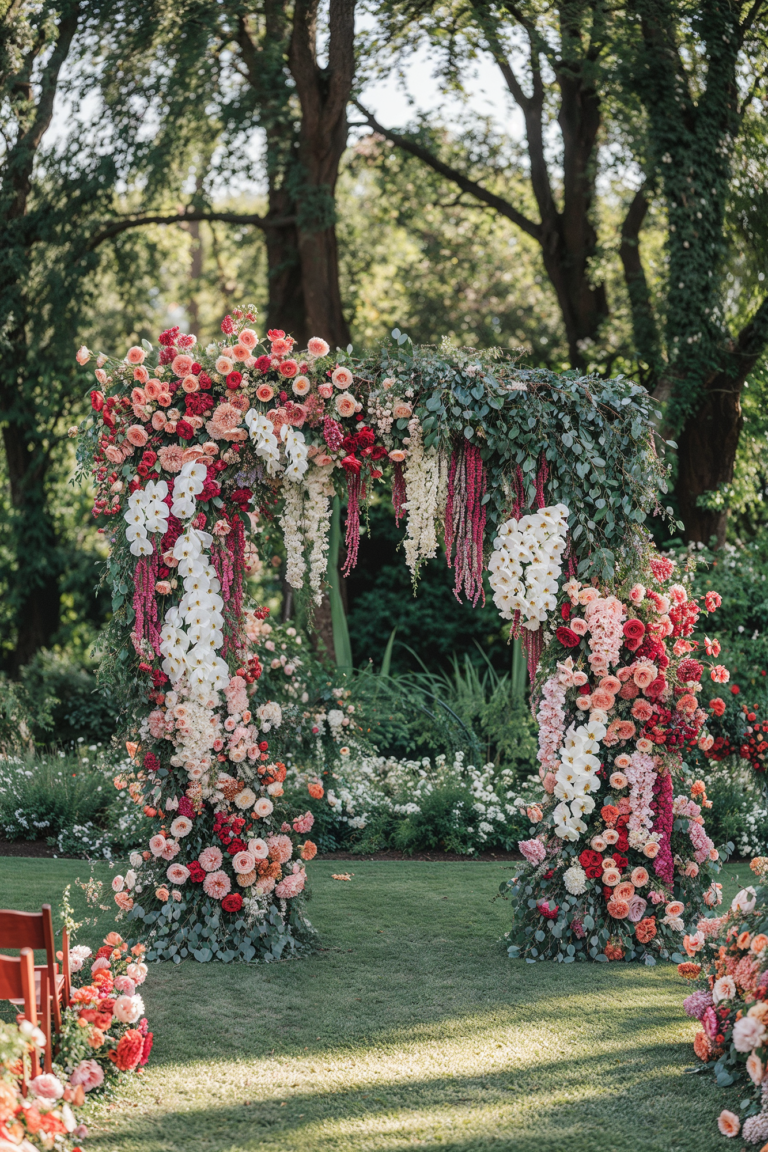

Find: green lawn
[0,856,752,1152]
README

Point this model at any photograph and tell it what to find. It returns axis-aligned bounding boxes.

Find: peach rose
[335,392,356,418]
[633,664,656,689]
[616,721,636,740]
[332,366,353,389]
[182,374,199,393]
[636,738,653,753]
[158,391,172,407]
[76,345,90,364]
[392,401,412,419]
[609,772,628,789]
[590,835,607,852]
[717,1110,739,1138]
[133,365,149,384]
[665,900,685,918]
[172,353,193,377]
[615,882,635,901]
[619,681,640,699]
[570,618,588,636]
[607,898,629,918]
[239,328,258,349]
[643,841,660,859]
[591,688,615,711]
[603,828,619,845]
[600,675,622,694]
[614,753,631,769]
[307,337,330,357]
[389,449,407,462]
[126,346,145,364]
[151,411,166,431]
[126,425,148,447]
[676,693,698,715]
[256,384,274,402]
[232,343,250,361]
[215,356,234,374]
[603,867,621,886]
[292,375,311,396]
[279,359,298,378]
[145,379,162,399]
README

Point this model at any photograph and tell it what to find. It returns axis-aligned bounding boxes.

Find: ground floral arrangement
[504,552,733,964]
[72,305,673,962]
[0,1019,85,1152]
[680,858,768,1143]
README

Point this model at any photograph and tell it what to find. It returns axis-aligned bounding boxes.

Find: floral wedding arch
[74,307,729,964]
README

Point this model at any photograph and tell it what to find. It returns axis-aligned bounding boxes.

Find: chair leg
[39,970,52,1074]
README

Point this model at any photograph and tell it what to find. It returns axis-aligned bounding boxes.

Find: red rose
[623,619,645,641]
[231,487,252,510]
[579,849,602,868]
[176,419,194,440]
[341,454,361,474]
[198,372,212,389]
[141,450,157,468]
[190,362,201,374]
[556,626,580,648]
[731,684,741,695]
[709,697,726,716]
[226,370,242,390]
[137,462,150,477]
[222,893,243,913]
[561,602,571,620]
[645,676,666,699]
[612,853,628,869]
[586,866,603,878]
[90,390,105,411]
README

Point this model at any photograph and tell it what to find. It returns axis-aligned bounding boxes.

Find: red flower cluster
[556,626,580,648]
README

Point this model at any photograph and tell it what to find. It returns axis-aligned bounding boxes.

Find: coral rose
[693,1030,711,1061]
[115,1029,143,1072]
[126,346,145,364]
[614,882,635,902]
[607,898,629,919]
[308,781,324,799]
[635,917,657,943]
[630,699,654,721]
[171,353,193,377]
[630,867,649,887]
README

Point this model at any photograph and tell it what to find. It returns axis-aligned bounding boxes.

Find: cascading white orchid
[487,504,569,629]
[552,718,606,841]
[124,479,170,556]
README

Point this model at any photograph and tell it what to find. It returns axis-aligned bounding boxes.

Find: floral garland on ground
[72,308,667,962]
[54,929,153,1096]
[679,859,768,1144]
[504,552,731,963]
[0,1020,85,1151]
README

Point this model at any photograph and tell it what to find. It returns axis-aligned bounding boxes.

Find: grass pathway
[0,857,751,1152]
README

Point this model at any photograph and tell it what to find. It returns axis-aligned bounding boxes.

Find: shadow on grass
[83,1051,720,1152]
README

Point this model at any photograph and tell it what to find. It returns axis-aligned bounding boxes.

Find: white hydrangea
[563,863,588,895]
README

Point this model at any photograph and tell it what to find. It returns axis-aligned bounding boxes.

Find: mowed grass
[0,856,751,1152]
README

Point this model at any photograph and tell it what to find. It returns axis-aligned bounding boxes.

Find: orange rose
[607,898,629,918]
[635,916,657,943]
[614,882,635,902]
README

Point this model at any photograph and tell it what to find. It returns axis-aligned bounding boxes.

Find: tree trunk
[2,415,61,674]
[264,186,308,345]
[288,0,355,349]
[674,373,743,547]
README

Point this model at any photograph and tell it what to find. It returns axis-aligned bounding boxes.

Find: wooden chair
[0,906,68,1050]
[0,949,42,1078]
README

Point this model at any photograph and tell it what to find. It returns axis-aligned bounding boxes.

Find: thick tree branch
[86,209,293,250]
[352,101,542,243]
[9,1,80,220]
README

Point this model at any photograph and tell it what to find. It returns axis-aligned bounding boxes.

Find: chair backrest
[0,949,40,1078]
[0,906,61,1031]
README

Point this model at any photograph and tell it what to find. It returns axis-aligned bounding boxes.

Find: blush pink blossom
[199,846,223,872]
[275,871,306,898]
[203,870,231,900]
[518,839,547,866]
[70,1059,104,1092]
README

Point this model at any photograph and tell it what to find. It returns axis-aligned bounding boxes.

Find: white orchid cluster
[170,460,208,519]
[552,719,606,841]
[488,504,569,629]
[280,423,309,481]
[245,409,281,475]
[159,526,230,693]
[124,479,170,556]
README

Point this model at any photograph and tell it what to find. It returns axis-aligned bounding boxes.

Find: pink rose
[126,425,149,447]
[126,345,145,364]
[70,1059,104,1092]
[29,1073,64,1101]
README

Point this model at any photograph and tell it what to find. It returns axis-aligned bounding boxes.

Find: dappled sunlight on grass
[0,857,748,1152]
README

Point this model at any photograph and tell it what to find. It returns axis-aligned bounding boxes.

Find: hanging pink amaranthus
[392,461,407,526]
[132,551,161,655]
[341,465,362,577]
[323,416,344,452]
[445,440,486,606]
[212,517,245,657]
